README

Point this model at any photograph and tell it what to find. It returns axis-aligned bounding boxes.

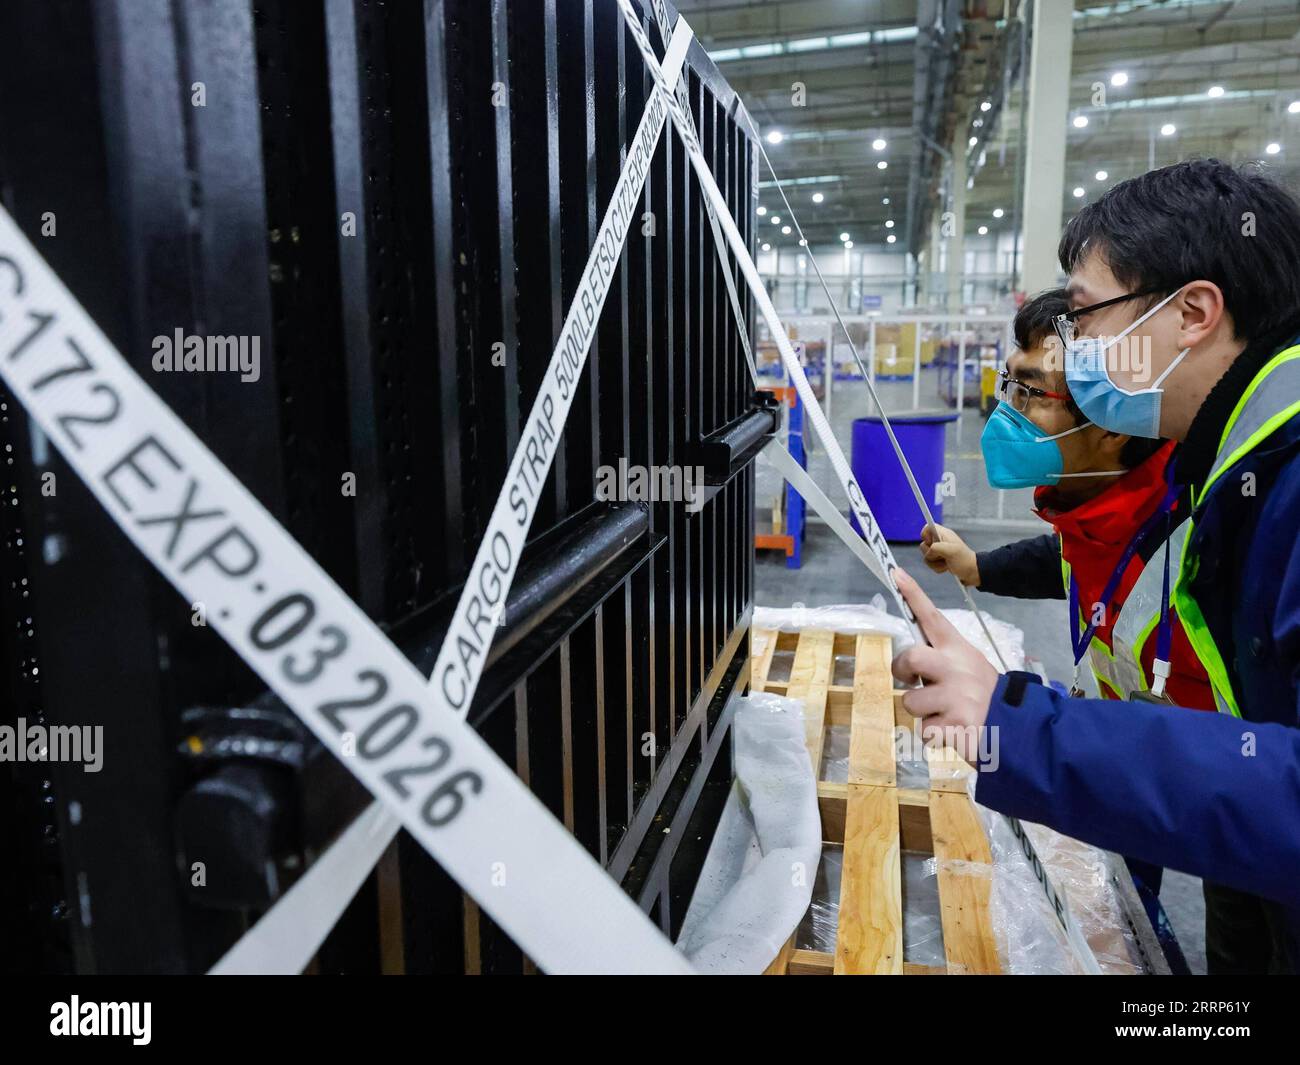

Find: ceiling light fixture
[1111,72,1128,87]
[766,130,784,144]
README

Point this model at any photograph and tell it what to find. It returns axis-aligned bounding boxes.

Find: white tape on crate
[0,212,691,974]
[207,19,702,975]
[615,0,1102,976]
[615,0,919,645]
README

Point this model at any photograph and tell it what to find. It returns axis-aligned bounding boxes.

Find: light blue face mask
[1062,288,1190,439]
[980,402,1123,489]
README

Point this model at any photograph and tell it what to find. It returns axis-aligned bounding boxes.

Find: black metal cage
[0,0,761,973]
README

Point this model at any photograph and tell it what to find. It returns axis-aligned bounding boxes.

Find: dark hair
[1057,159,1300,347]
[1014,287,1069,351]
[1013,287,1163,469]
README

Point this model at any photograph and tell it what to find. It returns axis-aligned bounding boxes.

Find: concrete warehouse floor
[753,369,1208,973]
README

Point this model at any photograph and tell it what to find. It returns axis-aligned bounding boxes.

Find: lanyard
[1068,469,1181,673]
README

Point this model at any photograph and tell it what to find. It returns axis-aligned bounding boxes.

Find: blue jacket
[975,385,1300,962]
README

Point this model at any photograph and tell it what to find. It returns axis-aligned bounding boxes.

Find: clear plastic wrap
[798,849,946,966]
[751,599,1148,974]
[976,802,1144,974]
[753,595,1026,672]
[676,692,823,974]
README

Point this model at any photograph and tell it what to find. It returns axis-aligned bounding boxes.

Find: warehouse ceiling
[675,0,1300,265]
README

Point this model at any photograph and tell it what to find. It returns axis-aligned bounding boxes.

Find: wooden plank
[817,781,847,844]
[750,627,779,691]
[893,689,910,728]
[789,948,834,975]
[786,629,834,774]
[848,633,895,787]
[928,745,976,793]
[834,784,903,974]
[764,629,834,975]
[929,791,1001,975]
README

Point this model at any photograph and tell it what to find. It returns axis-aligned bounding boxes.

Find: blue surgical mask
[1063,288,1190,438]
[980,402,1123,489]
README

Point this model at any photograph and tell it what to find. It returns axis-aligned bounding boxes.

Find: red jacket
[1034,442,1215,710]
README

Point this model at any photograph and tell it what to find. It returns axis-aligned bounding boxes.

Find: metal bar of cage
[0,0,760,974]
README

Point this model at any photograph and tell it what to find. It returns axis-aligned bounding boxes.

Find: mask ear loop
[1035,419,1127,479]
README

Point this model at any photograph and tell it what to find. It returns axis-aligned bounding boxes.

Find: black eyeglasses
[1051,285,1171,351]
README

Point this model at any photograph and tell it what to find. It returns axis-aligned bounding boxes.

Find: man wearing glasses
[893,160,1300,973]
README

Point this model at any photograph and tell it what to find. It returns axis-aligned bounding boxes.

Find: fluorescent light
[799,239,808,247]
[758,174,841,188]
[839,232,850,242]
[882,197,890,205]
[1111,72,1128,87]
[708,25,918,64]
[968,136,977,147]
[992,207,1004,218]
[980,101,992,112]
[766,130,784,144]
[1266,142,1281,155]
[844,240,854,249]
[771,215,781,225]
[782,225,791,234]
[762,243,771,251]
[1073,115,1089,128]
[884,220,894,229]
[1095,170,1109,181]
[1161,123,1176,136]
[757,205,767,216]
[886,235,897,244]
[1207,85,1224,98]
[1291,101,1300,114]
[1073,187,1085,198]
[978,225,988,235]
[877,160,888,170]
[872,137,887,151]
[812,192,824,204]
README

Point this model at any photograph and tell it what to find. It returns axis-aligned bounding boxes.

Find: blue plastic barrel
[850,410,958,542]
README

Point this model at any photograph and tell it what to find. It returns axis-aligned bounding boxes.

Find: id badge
[1128,689,1174,705]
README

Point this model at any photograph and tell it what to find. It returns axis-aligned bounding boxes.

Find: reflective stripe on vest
[1174,343,1300,718]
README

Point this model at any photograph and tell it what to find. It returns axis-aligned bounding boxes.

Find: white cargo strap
[760,441,891,589]
[0,20,700,977]
[615,0,920,647]
[614,0,1101,976]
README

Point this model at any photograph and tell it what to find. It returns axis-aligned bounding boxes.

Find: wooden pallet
[751,627,1001,975]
